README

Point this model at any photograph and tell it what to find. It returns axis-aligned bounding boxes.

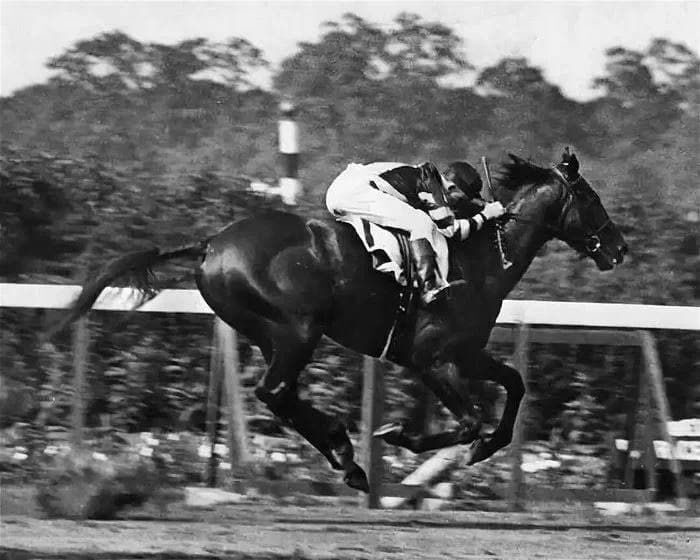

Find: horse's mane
[497,154,556,191]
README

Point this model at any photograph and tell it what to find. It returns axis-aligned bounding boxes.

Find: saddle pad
[339,217,449,287]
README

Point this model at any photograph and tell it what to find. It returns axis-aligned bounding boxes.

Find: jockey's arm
[454,201,506,240]
[425,198,505,241]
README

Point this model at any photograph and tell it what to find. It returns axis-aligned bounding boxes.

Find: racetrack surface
[2,503,698,560]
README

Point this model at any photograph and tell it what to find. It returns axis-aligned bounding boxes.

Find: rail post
[218,319,250,467]
[205,319,224,486]
[509,322,530,510]
[638,330,688,507]
[361,356,385,508]
[71,317,89,447]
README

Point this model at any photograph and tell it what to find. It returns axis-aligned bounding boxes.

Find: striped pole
[278,101,300,205]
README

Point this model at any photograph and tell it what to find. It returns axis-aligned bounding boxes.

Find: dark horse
[58,150,627,492]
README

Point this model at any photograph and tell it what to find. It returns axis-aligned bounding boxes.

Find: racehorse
[56,150,627,492]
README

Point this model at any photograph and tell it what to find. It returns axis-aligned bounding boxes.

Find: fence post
[638,330,688,507]
[509,322,529,510]
[361,356,384,508]
[623,349,644,488]
[217,319,250,467]
[205,319,224,486]
[71,317,89,447]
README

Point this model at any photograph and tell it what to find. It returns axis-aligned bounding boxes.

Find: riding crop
[481,156,513,270]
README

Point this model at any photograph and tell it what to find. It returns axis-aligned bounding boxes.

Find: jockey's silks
[326,162,468,242]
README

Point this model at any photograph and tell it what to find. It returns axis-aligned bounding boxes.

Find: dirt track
[2,501,699,560]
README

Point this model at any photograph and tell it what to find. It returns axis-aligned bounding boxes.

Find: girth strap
[379,232,417,361]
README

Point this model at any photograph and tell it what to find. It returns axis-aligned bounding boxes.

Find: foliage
[1,17,698,454]
[35,448,159,519]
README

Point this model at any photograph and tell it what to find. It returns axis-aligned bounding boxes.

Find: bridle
[506,167,614,258]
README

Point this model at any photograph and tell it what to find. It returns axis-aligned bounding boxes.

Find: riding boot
[409,238,450,305]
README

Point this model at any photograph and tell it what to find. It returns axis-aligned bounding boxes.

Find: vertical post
[71,317,89,447]
[638,330,688,507]
[361,356,384,508]
[217,319,250,468]
[642,383,658,495]
[206,320,223,486]
[623,350,643,488]
[278,100,300,205]
[509,322,529,510]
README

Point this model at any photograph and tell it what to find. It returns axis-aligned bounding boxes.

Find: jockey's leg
[327,179,452,305]
[409,237,450,305]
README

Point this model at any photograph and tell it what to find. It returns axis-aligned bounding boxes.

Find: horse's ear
[569,152,580,177]
[508,153,527,165]
[559,146,580,179]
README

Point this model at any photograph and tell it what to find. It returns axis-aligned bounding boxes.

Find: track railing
[2,283,698,508]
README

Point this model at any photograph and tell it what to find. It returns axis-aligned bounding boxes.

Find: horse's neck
[472,183,561,299]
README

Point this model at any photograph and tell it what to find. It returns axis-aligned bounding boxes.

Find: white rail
[1,283,698,330]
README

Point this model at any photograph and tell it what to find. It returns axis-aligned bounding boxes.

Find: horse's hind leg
[254,332,368,492]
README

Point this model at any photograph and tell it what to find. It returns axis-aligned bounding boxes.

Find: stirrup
[421,285,450,305]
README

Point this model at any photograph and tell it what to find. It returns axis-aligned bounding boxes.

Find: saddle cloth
[339,217,450,286]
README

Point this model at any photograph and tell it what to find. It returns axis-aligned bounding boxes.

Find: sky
[1,1,699,100]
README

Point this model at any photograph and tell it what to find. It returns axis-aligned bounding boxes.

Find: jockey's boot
[410,238,451,306]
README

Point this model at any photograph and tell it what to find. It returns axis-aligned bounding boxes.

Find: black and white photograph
[1,1,698,558]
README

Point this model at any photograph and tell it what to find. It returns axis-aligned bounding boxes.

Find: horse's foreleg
[421,364,483,441]
[461,351,525,465]
[254,341,368,492]
[374,423,477,453]
[374,364,482,453]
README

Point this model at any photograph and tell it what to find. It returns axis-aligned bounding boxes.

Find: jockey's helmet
[443,161,483,199]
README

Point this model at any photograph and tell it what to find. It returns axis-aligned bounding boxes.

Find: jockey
[325,161,505,305]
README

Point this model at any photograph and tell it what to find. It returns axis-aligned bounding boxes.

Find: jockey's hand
[482,201,506,220]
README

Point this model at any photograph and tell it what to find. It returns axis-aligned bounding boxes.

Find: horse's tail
[49,240,208,337]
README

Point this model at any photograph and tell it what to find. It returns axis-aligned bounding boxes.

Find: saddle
[340,217,460,361]
[340,217,451,287]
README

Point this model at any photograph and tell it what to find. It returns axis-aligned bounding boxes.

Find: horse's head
[501,149,627,271]
[549,148,627,270]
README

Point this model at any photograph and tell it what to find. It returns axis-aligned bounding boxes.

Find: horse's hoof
[343,464,370,493]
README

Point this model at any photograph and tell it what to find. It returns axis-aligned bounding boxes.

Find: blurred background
[1,1,698,499]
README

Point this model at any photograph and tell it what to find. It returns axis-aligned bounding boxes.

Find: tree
[47,31,268,94]
[474,58,578,155]
[477,57,557,99]
[274,12,471,188]
[647,38,700,118]
[590,40,697,148]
